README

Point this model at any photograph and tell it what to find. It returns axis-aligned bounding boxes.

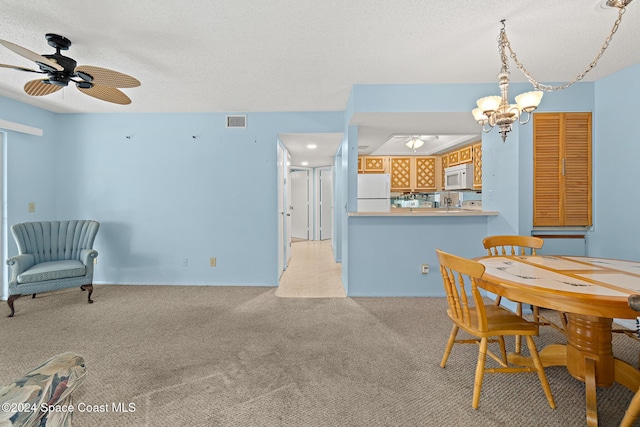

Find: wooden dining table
[475,254,640,427]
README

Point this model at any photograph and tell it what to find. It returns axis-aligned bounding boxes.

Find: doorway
[289,167,333,242]
[319,167,333,240]
[290,169,310,241]
[1,132,6,300]
[277,142,292,278]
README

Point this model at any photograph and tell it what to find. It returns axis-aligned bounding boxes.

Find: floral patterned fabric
[0,352,86,427]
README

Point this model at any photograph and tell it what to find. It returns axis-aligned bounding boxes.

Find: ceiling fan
[393,135,439,151]
[0,33,140,105]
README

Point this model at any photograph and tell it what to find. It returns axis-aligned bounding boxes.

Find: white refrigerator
[357,174,391,212]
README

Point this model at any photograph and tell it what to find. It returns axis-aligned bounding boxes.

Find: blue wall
[347,215,490,297]
[590,63,640,260]
[2,108,343,289]
[2,98,59,223]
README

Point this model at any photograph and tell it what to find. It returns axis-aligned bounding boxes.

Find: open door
[291,169,310,240]
[277,143,292,276]
[319,168,333,240]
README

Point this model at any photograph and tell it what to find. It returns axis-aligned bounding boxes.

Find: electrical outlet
[421,264,429,274]
[28,202,36,213]
[182,258,188,267]
[210,257,217,267]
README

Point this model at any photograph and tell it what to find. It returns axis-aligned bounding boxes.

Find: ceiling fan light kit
[0,33,140,105]
[403,135,438,151]
[473,0,633,142]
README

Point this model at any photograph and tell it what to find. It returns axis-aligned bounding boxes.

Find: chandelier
[472,0,633,142]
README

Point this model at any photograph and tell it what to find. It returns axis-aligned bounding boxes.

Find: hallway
[276,240,346,298]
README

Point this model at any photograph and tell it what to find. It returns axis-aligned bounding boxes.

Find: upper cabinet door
[459,146,472,164]
[472,143,482,189]
[414,157,437,191]
[390,157,412,192]
[363,156,387,173]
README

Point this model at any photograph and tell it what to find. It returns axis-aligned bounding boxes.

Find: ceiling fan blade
[0,63,42,73]
[24,79,63,96]
[77,84,131,105]
[0,39,63,71]
[75,65,140,88]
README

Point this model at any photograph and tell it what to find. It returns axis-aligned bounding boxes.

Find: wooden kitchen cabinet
[472,142,482,189]
[390,157,412,191]
[440,155,448,191]
[459,146,472,163]
[414,157,437,191]
[533,112,592,227]
[358,155,437,191]
[361,156,387,173]
[389,156,437,192]
[446,145,474,168]
[447,150,460,166]
[439,142,480,190]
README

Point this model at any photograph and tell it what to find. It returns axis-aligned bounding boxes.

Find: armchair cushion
[17,260,86,284]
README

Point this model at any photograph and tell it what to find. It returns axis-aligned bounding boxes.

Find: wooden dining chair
[435,249,556,410]
[483,235,567,353]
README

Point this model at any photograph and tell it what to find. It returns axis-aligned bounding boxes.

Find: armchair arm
[6,254,35,285]
[80,249,98,276]
[80,249,98,265]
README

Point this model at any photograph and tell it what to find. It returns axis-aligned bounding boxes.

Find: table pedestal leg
[507,312,640,427]
[565,314,614,427]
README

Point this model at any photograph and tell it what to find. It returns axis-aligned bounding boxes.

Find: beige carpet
[276,239,346,298]
[1,286,639,426]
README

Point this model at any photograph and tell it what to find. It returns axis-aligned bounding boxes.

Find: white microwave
[444,164,474,190]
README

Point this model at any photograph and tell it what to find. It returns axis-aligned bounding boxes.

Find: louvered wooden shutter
[534,114,562,226]
[563,113,592,226]
[533,112,592,227]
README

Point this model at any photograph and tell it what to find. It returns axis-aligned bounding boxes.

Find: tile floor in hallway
[276,239,346,298]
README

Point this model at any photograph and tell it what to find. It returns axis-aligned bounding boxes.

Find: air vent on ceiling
[358,145,369,149]
[226,115,247,128]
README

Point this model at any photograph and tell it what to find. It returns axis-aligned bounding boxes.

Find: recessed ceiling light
[307,144,317,149]
[301,161,309,166]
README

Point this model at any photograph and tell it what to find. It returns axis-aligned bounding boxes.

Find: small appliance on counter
[461,200,483,211]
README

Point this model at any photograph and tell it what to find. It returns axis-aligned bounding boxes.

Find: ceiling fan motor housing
[40,54,77,86]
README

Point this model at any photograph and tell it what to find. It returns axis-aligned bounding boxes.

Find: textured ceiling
[1,1,638,166]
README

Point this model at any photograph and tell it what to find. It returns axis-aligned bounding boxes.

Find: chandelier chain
[502,6,627,92]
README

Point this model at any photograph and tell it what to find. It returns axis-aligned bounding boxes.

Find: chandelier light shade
[406,137,425,150]
[515,91,544,113]
[473,0,632,142]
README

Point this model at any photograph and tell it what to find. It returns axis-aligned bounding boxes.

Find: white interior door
[285,153,292,265]
[291,169,310,240]
[320,168,333,240]
[277,143,285,275]
[0,132,5,300]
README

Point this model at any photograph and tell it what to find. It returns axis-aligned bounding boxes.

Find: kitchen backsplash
[391,190,481,209]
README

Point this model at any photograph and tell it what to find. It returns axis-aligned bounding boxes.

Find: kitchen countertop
[348,208,499,217]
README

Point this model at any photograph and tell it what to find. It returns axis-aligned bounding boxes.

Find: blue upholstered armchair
[6,220,99,317]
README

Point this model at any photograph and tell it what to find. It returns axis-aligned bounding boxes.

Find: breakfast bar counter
[348,208,498,217]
